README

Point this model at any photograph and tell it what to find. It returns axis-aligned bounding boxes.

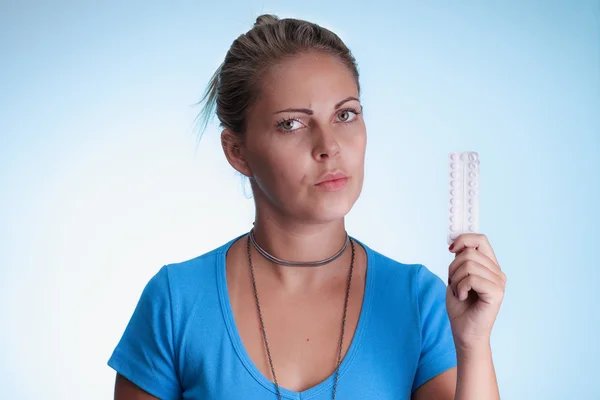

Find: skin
[223,51,368,392]
[114,51,506,399]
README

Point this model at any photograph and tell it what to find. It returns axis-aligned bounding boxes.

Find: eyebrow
[273,96,360,115]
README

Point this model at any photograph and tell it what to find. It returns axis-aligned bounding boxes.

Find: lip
[315,171,350,191]
[316,171,349,184]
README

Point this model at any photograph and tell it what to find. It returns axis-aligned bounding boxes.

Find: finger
[448,248,506,284]
[450,260,504,298]
[449,233,499,266]
[455,274,504,304]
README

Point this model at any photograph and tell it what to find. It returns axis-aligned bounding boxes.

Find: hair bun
[254,14,279,27]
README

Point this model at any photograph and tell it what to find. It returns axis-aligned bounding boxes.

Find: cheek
[348,130,367,164]
[252,149,308,189]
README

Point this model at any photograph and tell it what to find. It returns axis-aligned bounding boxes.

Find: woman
[109,14,506,400]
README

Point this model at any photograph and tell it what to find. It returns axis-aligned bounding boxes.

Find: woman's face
[230,51,367,223]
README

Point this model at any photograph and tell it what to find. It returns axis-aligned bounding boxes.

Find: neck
[249,214,350,291]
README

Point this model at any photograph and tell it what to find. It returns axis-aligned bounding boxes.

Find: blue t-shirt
[108,235,456,399]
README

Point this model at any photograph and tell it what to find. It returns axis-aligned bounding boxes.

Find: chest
[225,245,368,393]
[174,246,423,399]
[234,281,364,392]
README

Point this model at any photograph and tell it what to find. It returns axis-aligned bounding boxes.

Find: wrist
[455,340,493,362]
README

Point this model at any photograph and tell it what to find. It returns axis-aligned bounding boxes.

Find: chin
[304,196,357,223]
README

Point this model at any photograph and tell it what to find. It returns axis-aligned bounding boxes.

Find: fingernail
[449,243,455,251]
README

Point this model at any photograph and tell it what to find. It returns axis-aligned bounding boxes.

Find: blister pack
[448,151,480,245]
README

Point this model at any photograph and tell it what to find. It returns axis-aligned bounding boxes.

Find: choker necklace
[246,233,355,400]
[248,228,349,267]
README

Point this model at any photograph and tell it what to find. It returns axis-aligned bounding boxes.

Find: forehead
[257,52,358,110]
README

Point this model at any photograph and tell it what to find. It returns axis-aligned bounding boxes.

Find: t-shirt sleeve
[411,264,457,393]
[107,265,181,400]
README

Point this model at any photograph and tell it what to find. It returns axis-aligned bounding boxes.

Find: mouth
[315,172,350,191]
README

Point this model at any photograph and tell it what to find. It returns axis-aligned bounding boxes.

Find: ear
[221,129,253,177]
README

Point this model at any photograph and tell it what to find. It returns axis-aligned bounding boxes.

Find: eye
[276,118,304,133]
[337,108,360,123]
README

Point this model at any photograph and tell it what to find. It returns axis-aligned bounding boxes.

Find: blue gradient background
[1,1,598,399]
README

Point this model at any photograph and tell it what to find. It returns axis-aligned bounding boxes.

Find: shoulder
[357,239,447,305]
[358,239,443,286]
[161,234,243,282]
[140,234,244,303]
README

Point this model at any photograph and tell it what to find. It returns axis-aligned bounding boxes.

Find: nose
[312,125,341,161]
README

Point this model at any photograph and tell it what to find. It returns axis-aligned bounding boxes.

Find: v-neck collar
[216,233,375,399]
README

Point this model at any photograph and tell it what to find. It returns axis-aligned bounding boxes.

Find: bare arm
[454,344,500,400]
[412,344,500,400]
[411,367,456,400]
[114,373,160,400]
